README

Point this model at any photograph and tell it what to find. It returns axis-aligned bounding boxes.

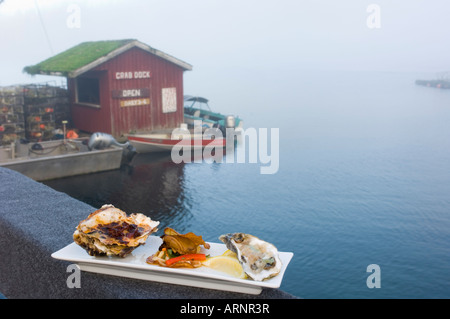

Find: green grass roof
[23,39,136,76]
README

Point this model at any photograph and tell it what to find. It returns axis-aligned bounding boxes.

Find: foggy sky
[1,0,450,87]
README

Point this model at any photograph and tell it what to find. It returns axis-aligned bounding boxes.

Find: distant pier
[415,79,450,89]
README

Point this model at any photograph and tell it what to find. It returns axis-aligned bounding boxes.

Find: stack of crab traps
[0,83,71,145]
[0,86,26,146]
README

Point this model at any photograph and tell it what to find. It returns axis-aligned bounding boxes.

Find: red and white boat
[127,132,226,153]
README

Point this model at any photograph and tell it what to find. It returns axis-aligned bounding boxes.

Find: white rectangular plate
[51,236,293,295]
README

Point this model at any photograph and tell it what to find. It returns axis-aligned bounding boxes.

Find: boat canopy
[184,95,209,103]
[183,95,210,110]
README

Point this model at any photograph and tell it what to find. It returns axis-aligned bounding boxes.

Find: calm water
[44,70,450,298]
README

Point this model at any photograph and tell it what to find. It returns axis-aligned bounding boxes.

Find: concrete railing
[0,167,296,299]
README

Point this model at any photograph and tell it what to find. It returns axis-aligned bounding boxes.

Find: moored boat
[183,95,243,133]
[127,131,226,154]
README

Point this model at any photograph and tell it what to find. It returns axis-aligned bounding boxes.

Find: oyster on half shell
[73,204,159,257]
[219,233,282,281]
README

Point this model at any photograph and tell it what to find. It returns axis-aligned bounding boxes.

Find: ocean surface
[44,69,450,298]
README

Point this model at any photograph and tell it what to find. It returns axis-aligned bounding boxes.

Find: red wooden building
[24,39,192,137]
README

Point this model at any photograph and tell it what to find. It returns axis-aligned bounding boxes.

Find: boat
[183,95,243,134]
[0,136,128,181]
[127,129,226,154]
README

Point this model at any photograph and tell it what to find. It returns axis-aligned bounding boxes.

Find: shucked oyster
[219,233,282,281]
[73,204,159,257]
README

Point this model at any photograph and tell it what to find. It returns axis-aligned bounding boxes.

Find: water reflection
[43,152,193,231]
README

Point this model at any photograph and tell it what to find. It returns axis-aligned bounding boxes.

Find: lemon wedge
[221,249,237,258]
[203,255,248,279]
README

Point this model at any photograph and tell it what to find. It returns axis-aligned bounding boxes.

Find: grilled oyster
[219,233,282,281]
[73,204,159,257]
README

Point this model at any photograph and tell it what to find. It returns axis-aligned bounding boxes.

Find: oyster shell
[219,233,282,281]
[73,204,159,257]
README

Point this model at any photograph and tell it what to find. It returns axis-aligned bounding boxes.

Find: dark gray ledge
[0,167,297,299]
